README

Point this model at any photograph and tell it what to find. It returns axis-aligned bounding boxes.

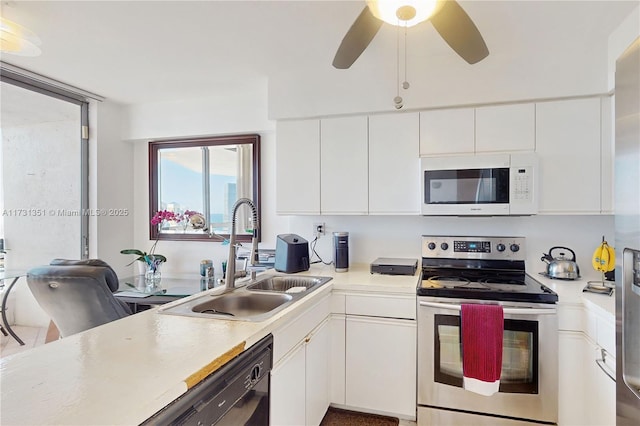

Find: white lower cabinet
[345,316,416,419]
[271,341,306,425]
[584,341,616,426]
[558,327,616,425]
[305,319,330,425]
[559,331,588,425]
[329,314,346,405]
[270,318,330,426]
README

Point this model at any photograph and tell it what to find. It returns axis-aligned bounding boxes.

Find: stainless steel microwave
[421,153,538,216]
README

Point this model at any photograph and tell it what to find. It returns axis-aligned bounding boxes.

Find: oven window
[424,168,509,204]
[434,314,538,394]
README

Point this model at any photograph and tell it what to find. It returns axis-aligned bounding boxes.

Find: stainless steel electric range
[417,235,559,425]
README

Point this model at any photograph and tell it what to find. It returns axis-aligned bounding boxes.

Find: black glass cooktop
[418,259,558,304]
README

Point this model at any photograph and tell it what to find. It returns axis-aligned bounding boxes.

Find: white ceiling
[0,0,638,106]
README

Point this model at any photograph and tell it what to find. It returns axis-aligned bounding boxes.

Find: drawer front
[345,293,416,319]
[272,294,330,364]
[557,303,584,332]
[596,316,615,356]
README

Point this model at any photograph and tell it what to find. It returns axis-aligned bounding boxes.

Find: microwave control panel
[512,166,533,201]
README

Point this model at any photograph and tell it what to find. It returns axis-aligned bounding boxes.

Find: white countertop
[532,272,615,320]
[0,263,419,425]
[300,262,420,294]
[0,263,612,425]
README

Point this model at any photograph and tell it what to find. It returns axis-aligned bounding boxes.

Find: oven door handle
[418,301,556,315]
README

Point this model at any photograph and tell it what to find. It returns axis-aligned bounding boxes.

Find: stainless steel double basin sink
[159,275,332,322]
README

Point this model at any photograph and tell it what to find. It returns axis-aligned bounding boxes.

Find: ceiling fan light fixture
[0,17,41,57]
[366,0,438,27]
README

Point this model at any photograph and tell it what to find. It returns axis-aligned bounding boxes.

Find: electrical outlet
[313,222,325,237]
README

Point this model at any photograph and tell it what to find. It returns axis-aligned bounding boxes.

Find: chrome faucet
[225,198,259,290]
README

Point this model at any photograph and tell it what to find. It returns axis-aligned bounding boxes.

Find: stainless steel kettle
[541,246,581,280]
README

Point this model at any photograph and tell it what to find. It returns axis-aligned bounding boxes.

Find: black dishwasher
[144,334,272,426]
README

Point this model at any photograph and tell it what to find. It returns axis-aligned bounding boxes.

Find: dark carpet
[320,407,400,426]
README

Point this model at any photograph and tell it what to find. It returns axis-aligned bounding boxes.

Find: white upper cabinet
[475,103,535,153]
[601,96,614,214]
[276,119,320,214]
[369,112,420,214]
[320,116,368,214]
[536,98,602,214]
[420,108,475,156]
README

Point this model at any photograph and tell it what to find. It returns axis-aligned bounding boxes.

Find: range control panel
[422,235,526,261]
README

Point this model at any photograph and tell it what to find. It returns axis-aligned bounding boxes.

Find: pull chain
[393,21,403,109]
[403,25,410,90]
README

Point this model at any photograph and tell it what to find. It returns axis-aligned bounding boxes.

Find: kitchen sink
[246,276,332,293]
[191,292,293,318]
[159,274,332,321]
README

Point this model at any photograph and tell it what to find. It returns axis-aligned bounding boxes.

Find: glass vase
[144,263,162,287]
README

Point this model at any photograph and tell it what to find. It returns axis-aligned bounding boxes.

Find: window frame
[148,134,261,243]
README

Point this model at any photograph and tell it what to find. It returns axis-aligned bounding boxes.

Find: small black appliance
[371,258,418,276]
[274,234,310,273]
[333,232,349,272]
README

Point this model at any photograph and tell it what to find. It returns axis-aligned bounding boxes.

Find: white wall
[286,214,614,282]
[89,100,135,277]
[268,47,610,120]
[607,4,640,91]
[125,84,290,278]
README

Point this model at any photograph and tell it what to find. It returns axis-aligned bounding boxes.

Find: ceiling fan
[333,0,489,69]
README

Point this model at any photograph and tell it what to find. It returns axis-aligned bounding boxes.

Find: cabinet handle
[596,348,616,383]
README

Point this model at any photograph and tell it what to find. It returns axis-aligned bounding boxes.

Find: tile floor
[0,325,48,359]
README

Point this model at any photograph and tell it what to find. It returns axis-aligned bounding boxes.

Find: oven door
[417,297,558,424]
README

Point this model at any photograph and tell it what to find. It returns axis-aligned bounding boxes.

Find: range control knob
[427,242,436,250]
[440,242,449,250]
[510,244,520,252]
[496,243,506,252]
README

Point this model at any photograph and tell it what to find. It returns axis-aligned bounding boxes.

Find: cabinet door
[419,108,474,156]
[270,342,306,426]
[535,98,601,213]
[345,316,416,418]
[584,343,616,426]
[320,116,368,214]
[475,103,535,152]
[276,119,320,214]
[305,319,330,426]
[558,331,588,425]
[329,314,346,405]
[369,113,420,214]
[601,95,614,213]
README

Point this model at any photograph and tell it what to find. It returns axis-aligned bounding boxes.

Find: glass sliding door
[0,80,87,269]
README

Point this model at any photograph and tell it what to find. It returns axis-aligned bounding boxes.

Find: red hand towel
[461,303,504,396]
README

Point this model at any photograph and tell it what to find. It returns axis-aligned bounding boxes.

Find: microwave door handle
[475,170,490,202]
[418,300,556,316]
[475,176,483,202]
